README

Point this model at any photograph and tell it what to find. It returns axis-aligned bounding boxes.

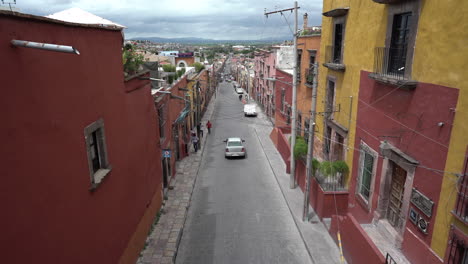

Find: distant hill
[129,36,292,44]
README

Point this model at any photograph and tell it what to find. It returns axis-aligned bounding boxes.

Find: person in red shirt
[206,120,212,134]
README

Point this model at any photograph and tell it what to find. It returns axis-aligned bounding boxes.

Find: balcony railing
[324,45,345,71]
[370,47,417,89]
[305,64,318,88]
[305,67,314,85]
[315,170,347,191]
[373,47,408,80]
[454,176,468,223]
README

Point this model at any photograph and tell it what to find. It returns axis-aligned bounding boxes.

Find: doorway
[387,163,407,228]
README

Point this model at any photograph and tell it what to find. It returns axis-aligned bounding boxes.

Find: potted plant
[293,136,308,159]
[122,44,145,75]
[318,160,349,190]
[332,160,349,186]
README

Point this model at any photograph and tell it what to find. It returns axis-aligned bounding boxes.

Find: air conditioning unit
[417,216,429,234]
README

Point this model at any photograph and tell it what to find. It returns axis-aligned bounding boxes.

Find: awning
[174,107,190,124]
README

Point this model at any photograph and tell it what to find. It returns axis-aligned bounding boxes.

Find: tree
[192,62,205,73]
[162,64,176,72]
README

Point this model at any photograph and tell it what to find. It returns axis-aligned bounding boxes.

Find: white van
[243,104,257,117]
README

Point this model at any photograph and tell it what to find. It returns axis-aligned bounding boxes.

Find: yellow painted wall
[414,0,468,258]
[187,79,196,130]
[319,0,468,259]
[318,0,386,175]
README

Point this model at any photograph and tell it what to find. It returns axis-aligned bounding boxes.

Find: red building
[253,50,276,118]
[270,68,293,169]
[153,71,194,192]
[1,11,163,263]
[336,71,459,263]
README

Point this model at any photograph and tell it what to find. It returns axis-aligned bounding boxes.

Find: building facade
[1,10,163,264]
[318,1,468,263]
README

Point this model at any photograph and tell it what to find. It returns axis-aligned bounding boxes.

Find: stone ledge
[368,73,418,90]
[322,7,349,17]
[323,63,346,72]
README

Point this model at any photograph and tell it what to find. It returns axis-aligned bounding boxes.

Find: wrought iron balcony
[453,177,468,223]
[323,45,345,71]
[369,47,417,90]
[306,68,314,85]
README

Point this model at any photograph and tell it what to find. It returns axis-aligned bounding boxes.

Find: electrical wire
[211,87,466,180]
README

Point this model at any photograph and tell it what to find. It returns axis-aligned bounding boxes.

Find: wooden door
[387,164,407,228]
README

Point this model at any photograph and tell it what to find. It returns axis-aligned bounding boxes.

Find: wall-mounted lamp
[11,39,80,55]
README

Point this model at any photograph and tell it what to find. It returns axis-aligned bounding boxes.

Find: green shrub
[293,136,307,159]
[332,160,349,174]
[167,75,174,84]
[192,62,205,73]
[176,68,186,79]
[122,45,145,74]
[319,160,349,178]
[163,64,176,72]
[312,158,320,172]
[319,161,334,177]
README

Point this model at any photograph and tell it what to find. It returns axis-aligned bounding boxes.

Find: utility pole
[265,2,299,189]
[303,63,318,221]
[246,64,250,100]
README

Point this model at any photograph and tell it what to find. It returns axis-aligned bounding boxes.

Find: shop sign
[410,188,434,217]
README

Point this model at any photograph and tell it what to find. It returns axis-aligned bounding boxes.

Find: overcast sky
[9,0,323,40]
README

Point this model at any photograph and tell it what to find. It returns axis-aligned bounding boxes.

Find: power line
[212,95,466,180]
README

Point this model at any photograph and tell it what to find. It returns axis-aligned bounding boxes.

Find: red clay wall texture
[296,161,348,220]
[345,71,459,261]
[1,14,162,264]
[330,214,386,264]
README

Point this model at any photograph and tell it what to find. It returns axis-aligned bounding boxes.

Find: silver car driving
[224,137,246,158]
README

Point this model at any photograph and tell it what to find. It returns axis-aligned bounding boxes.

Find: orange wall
[297,35,321,138]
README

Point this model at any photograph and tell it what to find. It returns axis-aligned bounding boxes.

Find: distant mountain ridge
[129,36,292,44]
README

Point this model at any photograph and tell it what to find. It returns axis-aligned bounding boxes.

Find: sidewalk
[137,95,344,264]
[136,96,215,264]
[252,109,345,264]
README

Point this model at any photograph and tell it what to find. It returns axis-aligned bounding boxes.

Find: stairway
[362,220,411,264]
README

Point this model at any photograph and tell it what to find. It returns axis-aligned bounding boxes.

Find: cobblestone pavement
[137,95,215,264]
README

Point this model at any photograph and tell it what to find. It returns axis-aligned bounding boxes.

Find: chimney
[303,13,308,30]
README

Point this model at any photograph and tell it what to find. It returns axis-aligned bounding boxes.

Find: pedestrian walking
[206,120,212,134]
[198,122,204,138]
[191,133,199,152]
[239,94,242,101]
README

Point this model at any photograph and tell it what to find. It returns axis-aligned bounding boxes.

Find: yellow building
[318,0,468,263]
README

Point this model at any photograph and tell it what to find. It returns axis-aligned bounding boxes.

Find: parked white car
[243,104,257,117]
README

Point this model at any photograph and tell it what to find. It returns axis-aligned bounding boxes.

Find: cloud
[11,0,323,40]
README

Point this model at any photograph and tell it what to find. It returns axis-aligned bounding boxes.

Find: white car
[224,137,246,158]
[243,104,257,117]
[236,87,244,94]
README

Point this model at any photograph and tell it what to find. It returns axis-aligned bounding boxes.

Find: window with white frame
[84,118,111,190]
[357,143,377,202]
